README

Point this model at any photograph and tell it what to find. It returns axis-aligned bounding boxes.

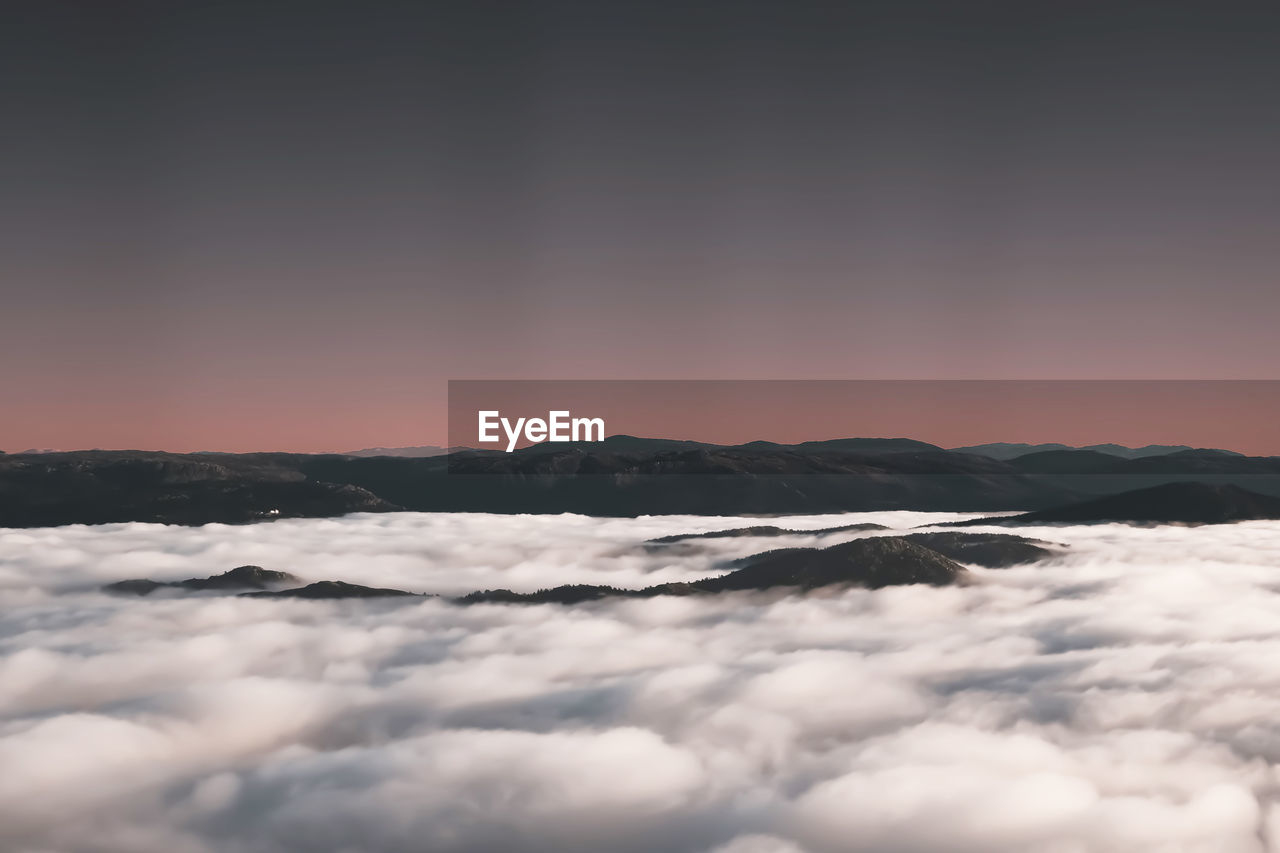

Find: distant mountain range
[954,482,1280,526]
[341,445,454,457]
[461,536,973,603]
[103,531,1062,602]
[336,437,943,457]
[351,437,1245,459]
[97,478,1280,604]
[2,438,1279,526]
[948,442,1244,460]
[4,438,1249,460]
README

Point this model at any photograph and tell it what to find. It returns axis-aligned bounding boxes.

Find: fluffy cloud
[2,513,1280,851]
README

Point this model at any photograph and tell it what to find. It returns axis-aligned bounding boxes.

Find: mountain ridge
[952,482,1280,526]
[4,440,1279,526]
[950,441,1245,460]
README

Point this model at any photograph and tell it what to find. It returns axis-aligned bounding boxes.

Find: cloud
[2,513,1280,851]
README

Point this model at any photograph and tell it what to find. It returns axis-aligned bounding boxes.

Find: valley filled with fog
[4,512,1280,852]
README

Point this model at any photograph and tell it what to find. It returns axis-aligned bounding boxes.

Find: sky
[3,1,1279,452]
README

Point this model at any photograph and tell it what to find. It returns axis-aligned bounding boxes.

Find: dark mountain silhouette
[103,568,418,600]
[954,482,1280,526]
[181,565,298,590]
[103,579,170,596]
[430,446,1083,515]
[573,434,714,453]
[342,446,452,457]
[950,442,1076,460]
[723,531,1059,571]
[1010,450,1128,475]
[461,536,971,605]
[0,451,396,526]
[779,438,945,454]
[104,565,298,595]
[554,436,942,455]
[1083,443,1243,459]
[700,536,970,590]
[244,580,420,599]
[953,442,1242,460]
[100,532,1060,606]
[5,441,1280,526]
[899,532,1060,567]
[647,522,888,545]
[457,584,631,605]
[1120,450,1279,474]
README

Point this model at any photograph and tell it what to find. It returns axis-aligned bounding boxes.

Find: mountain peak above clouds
[955,481,1280,526]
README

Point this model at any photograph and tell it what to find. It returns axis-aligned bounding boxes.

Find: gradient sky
[3,1,1279,452]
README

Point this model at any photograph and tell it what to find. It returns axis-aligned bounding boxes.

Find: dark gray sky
[2,1,1278,450]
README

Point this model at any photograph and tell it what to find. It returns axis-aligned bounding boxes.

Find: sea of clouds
[4,511,1280,852]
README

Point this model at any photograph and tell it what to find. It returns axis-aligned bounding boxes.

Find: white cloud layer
[3,512,1280,852]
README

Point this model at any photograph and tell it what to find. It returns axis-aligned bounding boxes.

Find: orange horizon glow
[6,380,1279,457]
